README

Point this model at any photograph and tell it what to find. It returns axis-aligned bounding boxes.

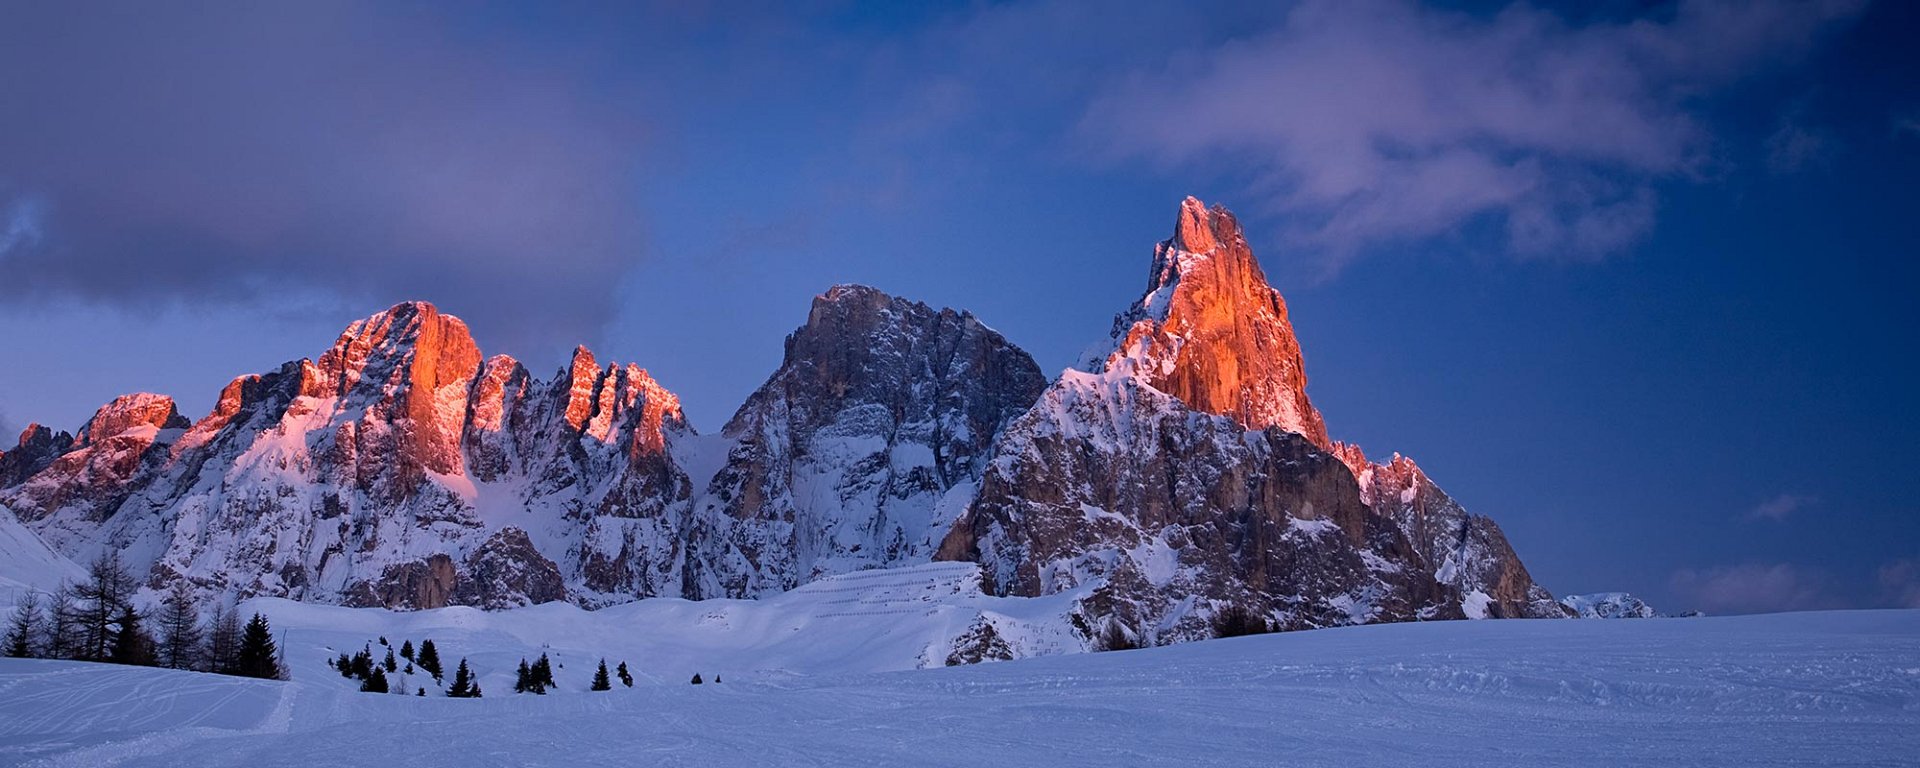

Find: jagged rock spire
[1095,197,1331,450]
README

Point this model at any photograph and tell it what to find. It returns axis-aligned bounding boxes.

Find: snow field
[1,608,1915,767]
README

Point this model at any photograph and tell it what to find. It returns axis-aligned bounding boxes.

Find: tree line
[3,551,282,680]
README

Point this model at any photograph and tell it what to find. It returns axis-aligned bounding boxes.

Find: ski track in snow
[1,609,1916,767]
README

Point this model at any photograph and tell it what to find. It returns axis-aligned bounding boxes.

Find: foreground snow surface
[2,610,1916,768]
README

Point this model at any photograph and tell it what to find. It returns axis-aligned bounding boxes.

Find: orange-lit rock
[1098,197,1331,450]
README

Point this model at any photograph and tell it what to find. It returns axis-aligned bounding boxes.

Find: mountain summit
[1091,197,1330,450]
[940,197,1563,642]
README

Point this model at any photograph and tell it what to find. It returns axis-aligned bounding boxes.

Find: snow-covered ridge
[1560,591,1660,619]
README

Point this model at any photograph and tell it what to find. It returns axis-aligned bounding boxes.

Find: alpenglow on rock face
[938,197,1563,643]
[0,198,1561,644]
[0,290,1050,611]
[0,301,701,609]
[1090,197,1332,450]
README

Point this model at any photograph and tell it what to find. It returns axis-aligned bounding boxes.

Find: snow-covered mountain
[1560,592,1660,619]
[0,290,1046,612]
[2,302,703,609]
[684,285,1047,598]
[0,197,1564,646]
[938,198,1564,643]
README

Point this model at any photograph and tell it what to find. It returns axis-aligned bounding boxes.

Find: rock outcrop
[0,425,76,489]
[1333,445,1568,619]
[685,285,1048,597]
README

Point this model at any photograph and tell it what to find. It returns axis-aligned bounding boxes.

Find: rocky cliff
[684,285,1048,598]
[938,197,1561,642]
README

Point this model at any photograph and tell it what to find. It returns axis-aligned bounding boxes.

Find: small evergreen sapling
[591,659,611,691]
[448,658,482,698]
[690,673,702,685]
[616,661,632,687]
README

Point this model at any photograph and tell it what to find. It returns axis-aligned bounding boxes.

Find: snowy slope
[0,505,82,595]
[2,609,1915,767]
[252,562,1088,693]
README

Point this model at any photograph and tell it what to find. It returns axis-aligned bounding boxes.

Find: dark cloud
[1668,563,1842,615]
[1083,0,1865,264]
[0,3,653,351]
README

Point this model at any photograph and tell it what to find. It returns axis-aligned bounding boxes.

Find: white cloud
[1747,493,1817,522]
[1086,0,1865,263]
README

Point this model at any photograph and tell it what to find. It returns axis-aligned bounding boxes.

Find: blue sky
[1,0,1914,614]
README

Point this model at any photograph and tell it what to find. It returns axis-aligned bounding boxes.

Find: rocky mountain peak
[316,300,482,397]
[693,284,1047,597]
[1094,197,1331,450]
[76,393,189,448]
[0,424,75,488]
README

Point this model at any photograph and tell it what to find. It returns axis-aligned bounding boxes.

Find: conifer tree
[448,658,480,698]
[714,675,721,683]
[690,673,702,685]
[351,646,375,680]
[417,639,442,680]
[591,659,611,691]
[400,639,414,661]
[514,659,531,694]
[204,603,242,673]
[337,652,355,678]
[4,592,42,658]
[155,581,202,670]
[417,688,425,696]
[530,653,554,692]
[109,604,155,666]
[233,613,282,679]
[616,661,632,688]
[360,666,389,693]
[383,647,397,672]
